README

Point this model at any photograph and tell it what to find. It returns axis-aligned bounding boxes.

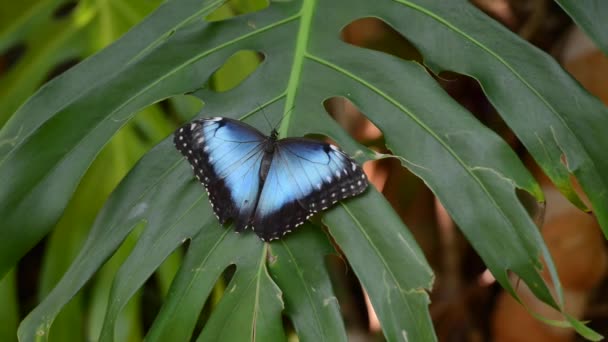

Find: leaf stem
[280,0,316,138]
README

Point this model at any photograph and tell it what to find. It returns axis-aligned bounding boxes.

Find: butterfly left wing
[174,117,267,231]
[253,138,368,241]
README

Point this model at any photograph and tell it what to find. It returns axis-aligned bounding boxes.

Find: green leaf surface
[0,269,18,342]
[97,185,210,341]
[376,0,608,233]
[146,224,238,342]
[554,0,608,55]
[5,0,607,340]
[17,140,197,341]
[326,189,435,341]
[0,0,226,280]
[197,242,285,342]
[87,225,145,342]
[0,0,161,126]
[268,226,348,342]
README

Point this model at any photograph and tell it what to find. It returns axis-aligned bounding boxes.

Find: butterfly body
[174,117,368,241]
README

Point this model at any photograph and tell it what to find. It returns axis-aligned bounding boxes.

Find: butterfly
[174,117,368,241]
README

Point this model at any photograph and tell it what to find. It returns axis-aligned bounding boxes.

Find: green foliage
[555,0,608,55]
[1,0,607,341]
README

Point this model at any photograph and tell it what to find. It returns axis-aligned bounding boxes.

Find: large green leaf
[3,0,607,340]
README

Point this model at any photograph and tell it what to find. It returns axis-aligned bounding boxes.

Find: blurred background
[1,0,607,341]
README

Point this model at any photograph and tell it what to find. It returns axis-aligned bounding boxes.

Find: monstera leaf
[1,0,606,340]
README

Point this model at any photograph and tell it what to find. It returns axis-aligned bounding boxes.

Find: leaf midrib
[250,243,269,341]
[280,0,315,138]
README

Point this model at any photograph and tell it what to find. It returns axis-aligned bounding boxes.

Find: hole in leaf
[324,254,370,331]
[191,263,237,338]
[341,17,423,64]
[43,58,81,84]
[206,0,269,22]
[435,70,519,149]
[17,237,47,314]
[0,42,27,74]
[53,1,79,19]
[141,270,164,333]
[323,96,441,264]
[209,50,264,92]
[221,263,237,285]
[168,95,204,123]
[516,187,545,228]
[323,96,383,146]
[281,314,296,339]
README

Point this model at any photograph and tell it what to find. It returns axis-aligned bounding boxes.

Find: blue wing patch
[174,117,368,241]
[174,117,266,231]
[253,139,367,240]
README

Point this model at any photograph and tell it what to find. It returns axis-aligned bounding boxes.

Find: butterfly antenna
[273,105,294,131]
[256,102,274,132]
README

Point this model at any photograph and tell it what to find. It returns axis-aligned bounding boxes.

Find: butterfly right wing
[174,117,267,231]
[252,138,368,241]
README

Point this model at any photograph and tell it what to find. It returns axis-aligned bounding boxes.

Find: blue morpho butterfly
[174,116,368,241]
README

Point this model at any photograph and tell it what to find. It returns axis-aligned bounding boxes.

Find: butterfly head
[269,129,279,141]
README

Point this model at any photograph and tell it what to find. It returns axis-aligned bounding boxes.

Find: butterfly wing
[174,117,268,231]
[253,138,368,241]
